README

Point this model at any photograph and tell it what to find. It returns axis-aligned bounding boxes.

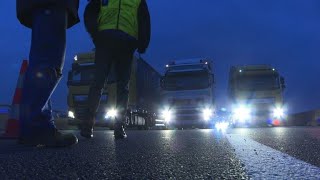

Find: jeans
[19,7,67,137]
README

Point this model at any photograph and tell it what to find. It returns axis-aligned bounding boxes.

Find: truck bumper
[166,114,212,128]
[232,116,286,127]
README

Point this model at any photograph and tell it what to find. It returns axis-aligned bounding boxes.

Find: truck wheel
[144,118,149,130]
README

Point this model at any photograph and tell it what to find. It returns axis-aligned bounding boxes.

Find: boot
[79,111,94,139]
[114,122,127,139]
[19,128,78,147]
[80,126,93,139]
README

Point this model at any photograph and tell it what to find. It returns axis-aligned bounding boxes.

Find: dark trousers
[20,7,67,137]
[86,30,137,127]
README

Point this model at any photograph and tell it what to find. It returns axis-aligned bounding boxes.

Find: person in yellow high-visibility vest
[82,0,151,139]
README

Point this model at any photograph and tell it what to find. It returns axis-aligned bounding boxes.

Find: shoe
[18,129,78,147]
[79,110,95,138]
[80,127,93,139]
[114,123,127,139]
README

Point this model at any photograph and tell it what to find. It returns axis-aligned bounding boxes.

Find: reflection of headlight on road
[105,108,118,119]
[161,109,172,123]
[273,107,285,119]
[215,122,229,131]
[68,111,75,119]
[202,108,213,121]
[233,106,251,122]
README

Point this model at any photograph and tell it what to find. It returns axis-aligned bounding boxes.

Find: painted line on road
[227,134,320,179]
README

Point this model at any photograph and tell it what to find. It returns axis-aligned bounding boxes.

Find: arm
[137,0,151,54]
[84,0,100,42]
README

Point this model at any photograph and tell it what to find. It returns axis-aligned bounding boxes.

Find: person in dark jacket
[16,0,80,147]
[81,0,151,139]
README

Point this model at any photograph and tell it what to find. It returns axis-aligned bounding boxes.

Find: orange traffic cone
[1,60,28,139]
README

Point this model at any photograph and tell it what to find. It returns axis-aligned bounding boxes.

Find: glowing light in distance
[202,108,213,121]
[233,105,251,123]
[68,111,75,119]
[105,108,118,119]
[161,109,172,123]
[273,107,284,119]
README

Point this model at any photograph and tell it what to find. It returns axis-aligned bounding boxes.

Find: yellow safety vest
[98,0,141,39]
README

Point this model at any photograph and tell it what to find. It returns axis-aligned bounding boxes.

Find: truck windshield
[69,68,95,84]
[163,70,210,90]
[238,74,280,90]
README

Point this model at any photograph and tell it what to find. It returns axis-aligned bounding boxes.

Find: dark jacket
[84,0,151,53]
[16,0,80,29]
[137,0,151,54]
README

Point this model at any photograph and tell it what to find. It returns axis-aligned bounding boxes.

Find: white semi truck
[159,58,215,128]
[228,65,286,127]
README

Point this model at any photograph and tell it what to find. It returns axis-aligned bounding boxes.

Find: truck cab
[228,65,286,127]
[160,58,215,128]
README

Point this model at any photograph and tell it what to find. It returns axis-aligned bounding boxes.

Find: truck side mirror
[67,71,72,87]
[68,71,72,81]
[280,77,286,89]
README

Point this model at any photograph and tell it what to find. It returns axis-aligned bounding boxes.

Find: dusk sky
[1,1,320,113]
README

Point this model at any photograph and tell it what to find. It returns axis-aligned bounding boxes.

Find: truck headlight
[105,108,118,119]
[68,111,75,119]
[273,107,285,119]
[202,108,213,121]
[161,109,172,123]
[233,105,251,122]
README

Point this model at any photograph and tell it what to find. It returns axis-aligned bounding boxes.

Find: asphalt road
[231,127,320,167]
[0,127,320,179]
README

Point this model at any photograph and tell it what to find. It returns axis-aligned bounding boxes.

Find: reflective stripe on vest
[98,0,141,39]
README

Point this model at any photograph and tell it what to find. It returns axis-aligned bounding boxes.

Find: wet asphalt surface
[231,127,320,168]
[0,127,319,179]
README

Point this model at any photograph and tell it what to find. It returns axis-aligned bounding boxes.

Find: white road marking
[227,134,320,179]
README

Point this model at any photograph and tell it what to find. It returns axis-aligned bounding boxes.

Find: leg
[88,46,112,116]
[115,52,134,119]
[80,35,112,138]
[113,44,136,139]
[19,7,77,147]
